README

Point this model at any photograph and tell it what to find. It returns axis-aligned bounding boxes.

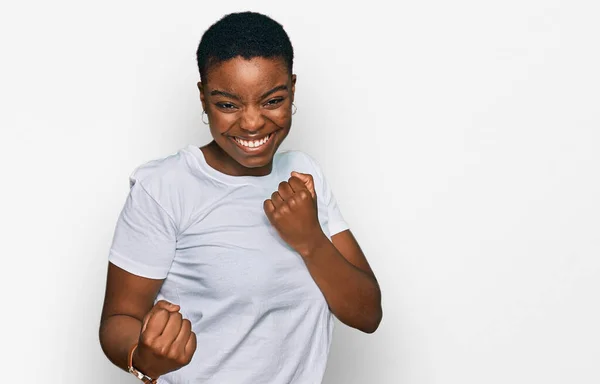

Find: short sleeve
[321,174,349,236]
[108,180,177,279]
[305,154,349,236]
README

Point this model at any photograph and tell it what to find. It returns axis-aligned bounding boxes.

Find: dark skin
[198,56,295,176]
[99,56,382,381]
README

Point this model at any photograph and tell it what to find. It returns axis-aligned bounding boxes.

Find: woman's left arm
[299,229,382,334]
[264,173,382,333]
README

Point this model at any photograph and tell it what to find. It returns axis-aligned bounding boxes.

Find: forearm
[99,315,142,372]
[300,233,382,333]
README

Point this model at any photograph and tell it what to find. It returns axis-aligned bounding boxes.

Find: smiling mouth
[231,132,275,150]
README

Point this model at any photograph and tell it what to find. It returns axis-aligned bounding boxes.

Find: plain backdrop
[1,0,599,383]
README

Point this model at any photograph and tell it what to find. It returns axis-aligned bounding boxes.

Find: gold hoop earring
[202,110,209,125]
[292,103,297,115]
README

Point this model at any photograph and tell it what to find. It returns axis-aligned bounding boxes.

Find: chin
[234,152,275,168]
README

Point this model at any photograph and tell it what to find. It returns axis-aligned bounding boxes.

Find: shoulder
[129,149,190,188]
[275,149,324,178]
[126,148,200,228]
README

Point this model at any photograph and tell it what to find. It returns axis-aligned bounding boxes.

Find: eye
[216,102,238,111]
[264,98,284,108]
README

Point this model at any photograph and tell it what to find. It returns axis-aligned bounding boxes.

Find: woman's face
[199,56,296,175]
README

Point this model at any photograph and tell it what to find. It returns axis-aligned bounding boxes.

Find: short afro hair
[196,12,294,81]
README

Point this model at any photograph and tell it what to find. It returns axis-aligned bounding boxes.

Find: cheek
[208,113,237,134]
[208,107,292,132]
[265,108,292,127]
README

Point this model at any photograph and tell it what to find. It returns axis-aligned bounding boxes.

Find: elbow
[359,284,383,334]
[98,321,109,358]
[360,306,383,334]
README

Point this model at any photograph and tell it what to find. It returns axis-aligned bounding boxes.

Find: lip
[230,131,277,154]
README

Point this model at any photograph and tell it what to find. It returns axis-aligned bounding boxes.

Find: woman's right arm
[99,262,196,380]
[102,170,195,379]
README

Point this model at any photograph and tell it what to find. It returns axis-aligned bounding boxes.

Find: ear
[291,74,297,103]
[198,81,206,111]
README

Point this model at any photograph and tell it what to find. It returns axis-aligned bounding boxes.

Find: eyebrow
[209,89,241,100]
[209,84,288,101]
[260,85,288,99]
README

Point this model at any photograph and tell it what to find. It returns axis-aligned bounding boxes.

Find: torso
[154,145,335,383]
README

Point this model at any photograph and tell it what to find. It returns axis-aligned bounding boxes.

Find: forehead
[204,56,290,94]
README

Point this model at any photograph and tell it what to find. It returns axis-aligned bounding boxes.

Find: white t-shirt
[108,144,349,384]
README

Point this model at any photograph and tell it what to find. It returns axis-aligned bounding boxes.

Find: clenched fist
[263,172,325,256]
[133,300,197,379]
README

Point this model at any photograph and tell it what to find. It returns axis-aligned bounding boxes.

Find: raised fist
[263,172,324,255]
[133,300,197,379]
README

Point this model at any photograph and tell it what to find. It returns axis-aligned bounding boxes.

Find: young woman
[99,11,382,384]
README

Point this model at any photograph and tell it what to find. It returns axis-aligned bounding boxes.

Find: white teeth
[235,133,271,148]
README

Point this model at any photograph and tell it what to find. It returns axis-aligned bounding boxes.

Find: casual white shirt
[109,144,348,383]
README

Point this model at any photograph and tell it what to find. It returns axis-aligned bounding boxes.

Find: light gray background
[1,0,599,383]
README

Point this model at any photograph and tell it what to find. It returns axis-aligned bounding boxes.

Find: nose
[239,106,265,133]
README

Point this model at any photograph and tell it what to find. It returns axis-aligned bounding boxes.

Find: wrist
[297,231,329,259]
[130,343,160,383]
